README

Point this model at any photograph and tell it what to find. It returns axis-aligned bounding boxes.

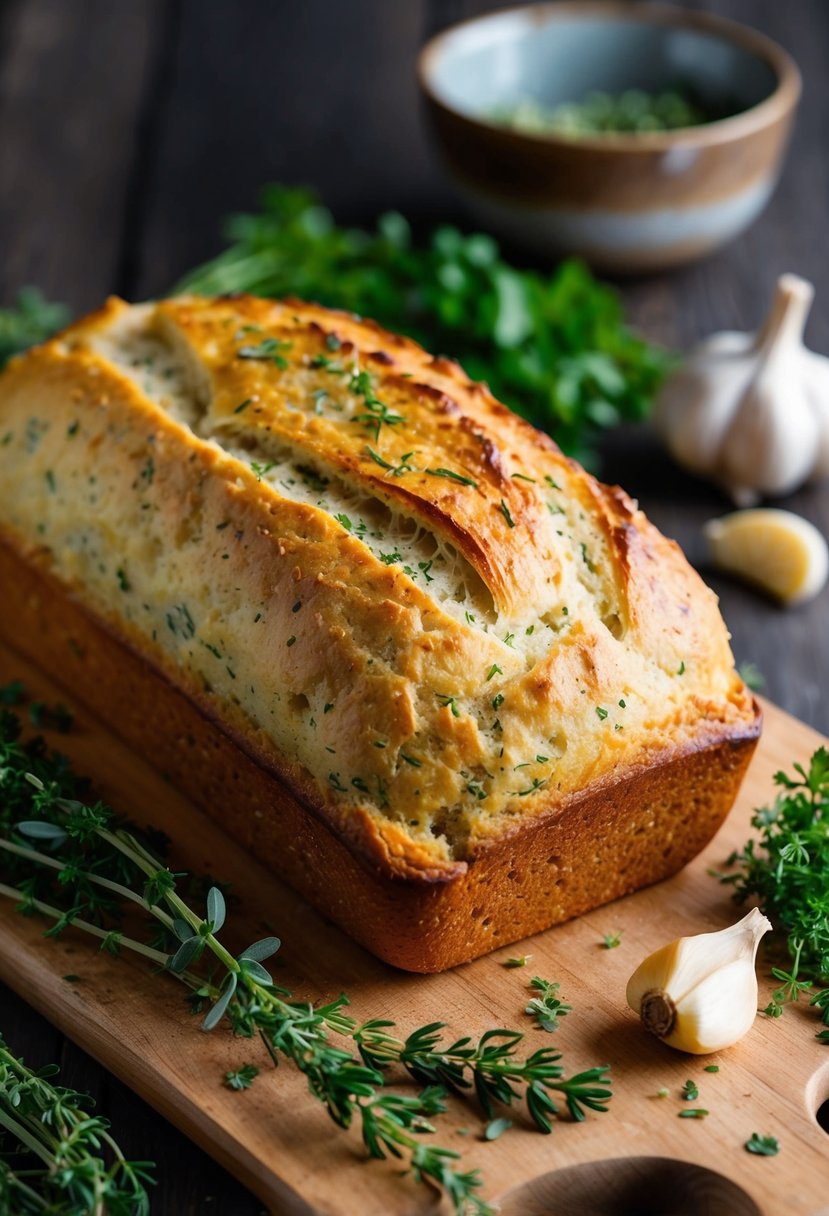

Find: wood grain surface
[1,0,829,1209]
[0,640,828,1215]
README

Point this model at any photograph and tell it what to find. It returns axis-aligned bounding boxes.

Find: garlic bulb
[654,274,829,506]
[626,908,772,1054]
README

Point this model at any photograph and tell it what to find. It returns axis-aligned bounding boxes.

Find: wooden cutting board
[0,639,827,1216]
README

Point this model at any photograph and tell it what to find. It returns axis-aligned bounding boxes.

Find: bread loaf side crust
[0,537,760,972]
[0,294,762,966]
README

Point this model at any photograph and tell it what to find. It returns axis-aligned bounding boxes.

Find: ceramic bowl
[418,3,800,272]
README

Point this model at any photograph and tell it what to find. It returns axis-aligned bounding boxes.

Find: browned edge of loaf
[0,538,762,973]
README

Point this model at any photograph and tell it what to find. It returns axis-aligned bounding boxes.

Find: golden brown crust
[0,539,761,971]
[0,293,757,892]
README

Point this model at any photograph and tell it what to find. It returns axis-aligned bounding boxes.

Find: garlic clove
[662,956,760,1054]
[626,908,772,1055]
[704,508,829,606]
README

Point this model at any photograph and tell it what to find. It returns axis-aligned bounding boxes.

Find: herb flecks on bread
[0,295,753,876]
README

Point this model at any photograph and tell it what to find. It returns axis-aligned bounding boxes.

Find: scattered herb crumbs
[233,397,254,414]
[492,693,504,710]
[254,612,262,623]
[486,664,502,682]
[425,466,478,487]
[745,1133,780,1156]
[704,1064,720,1073]
[601,931,622,949]
[595,706,608,721]
[400,754,421,768]
[484,1117,512,1142]
[681,1080,699,1101]
[678,1109,709,1119]
[292,601,302,613]
[62,973,81,982]
[525,977,572,1032]
[498,499,515,528]
[45,469,56,492]
[224,1063,260,1091]
[436,693,461,718]
[618,698,626,708]
[677,660,686,675]
[116,567,130,592]
[516,777,547,797]
[579,542,596,572]
[503,956,531,969]
[237,337,291,368]
[323,703,334,714]
[286,636,296,647]
[250,460,276,481]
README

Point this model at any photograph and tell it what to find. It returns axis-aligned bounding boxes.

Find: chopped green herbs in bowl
[490,89,716,137]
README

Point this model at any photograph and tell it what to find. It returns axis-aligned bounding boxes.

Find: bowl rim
[417,1,801,152]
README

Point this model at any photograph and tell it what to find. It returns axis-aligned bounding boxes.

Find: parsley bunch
[176,186,670,464]
[722,747,829,1037]
[0,701,611,1213]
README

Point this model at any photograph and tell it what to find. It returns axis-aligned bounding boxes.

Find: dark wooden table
[1,1,827,1211]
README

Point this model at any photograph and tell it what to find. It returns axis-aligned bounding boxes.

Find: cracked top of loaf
[0,294,755,877]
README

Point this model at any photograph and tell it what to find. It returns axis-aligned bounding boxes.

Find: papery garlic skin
[654,275,829,506]
[626,908,772,1055]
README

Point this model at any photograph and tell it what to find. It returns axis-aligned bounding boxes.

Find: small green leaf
[16,820,68,848]
[239,957,274,986]
[239,936,282,962]
[745,1132,779,1156]
[169,936,202,974]
[202,972,237,1031]
[206,886,226,934]
[484,1117,512,1141]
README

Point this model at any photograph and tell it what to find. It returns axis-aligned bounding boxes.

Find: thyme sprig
[352,1020,610,1132]
[0,708,610,1213]
[721,747,829,1039]
[0,1036,154,1215]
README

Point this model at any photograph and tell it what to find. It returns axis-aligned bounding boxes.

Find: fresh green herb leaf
[0,288,70,369]
[720,747,829,1035]
[175,187,670,464]
[484,1117,512,1141]
[745,1132,780,1156]
[601,931,622,949]
[525,977,572,1033]
[425,467,478,488]
[224,1063,260,1091]
[237,337,292,368]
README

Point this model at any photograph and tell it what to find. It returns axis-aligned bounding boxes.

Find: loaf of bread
[0,295,760,970]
